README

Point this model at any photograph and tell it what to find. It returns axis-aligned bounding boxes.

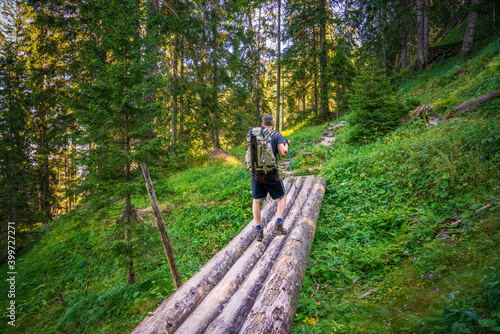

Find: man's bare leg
[275,196,287,235]
[277,196,286,221]
[252,199,262,227]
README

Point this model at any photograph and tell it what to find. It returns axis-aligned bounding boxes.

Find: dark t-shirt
[271,131,285,159]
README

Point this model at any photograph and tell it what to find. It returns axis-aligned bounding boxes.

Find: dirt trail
[278,121,346,176]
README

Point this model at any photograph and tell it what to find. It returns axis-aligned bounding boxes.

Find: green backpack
[245,127,278,179]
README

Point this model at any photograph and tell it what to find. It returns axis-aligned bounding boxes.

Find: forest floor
[0,39,499,334]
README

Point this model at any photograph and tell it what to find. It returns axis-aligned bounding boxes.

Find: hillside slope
[291,39,500,333]
[1,39,499,334]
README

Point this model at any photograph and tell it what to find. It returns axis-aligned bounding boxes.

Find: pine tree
[72,0,164,284]
[0,0,46,236]
[347,61,404,145]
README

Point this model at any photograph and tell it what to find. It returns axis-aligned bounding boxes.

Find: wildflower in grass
[414,257,417,261]
[421,274,424,278]
[342,238,346,241]
[346,258,349,261]
[160,297,164,301]
[439,275,441,278]
[436,288,439,291]
[429,274,434,278]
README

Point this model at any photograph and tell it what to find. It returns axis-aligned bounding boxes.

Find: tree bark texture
[172,35,179,144]
[174,177,310,334]
[461,0,480,55]
[140,163,182,289]
[204,176,316,334]
[319,0,329,117]
[401,28,408,69]
[239,177,327,334]
[423,0,430,62]
[132,176,325,334]
[130,177,295,334]
[313,29,318,118]
[416,0,425,66]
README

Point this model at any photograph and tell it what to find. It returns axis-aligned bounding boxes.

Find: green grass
[0,158,252,333]
[292,115,500,333]
[395,38,500,117]
[1,39,499,334]
[291,39,500,333]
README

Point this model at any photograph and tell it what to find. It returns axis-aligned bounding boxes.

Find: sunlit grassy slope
[292,39,500,333]
[0,39,499,334]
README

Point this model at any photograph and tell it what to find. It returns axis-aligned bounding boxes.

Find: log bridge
[131,175,327,334]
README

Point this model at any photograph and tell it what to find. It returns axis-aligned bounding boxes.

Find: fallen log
[204,176,316,334]
[239,177,327,334]
[443,88,500,119]
[131,178,292,334]
[173,177,310,334]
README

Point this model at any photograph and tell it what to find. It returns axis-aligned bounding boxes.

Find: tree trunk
[461,0,480,55]
[172,35,179,145]
[179,43,185,142]
[124,204,135,285]
[42,155,51,219]
[174,177,308,334]
[423,0,430,62]
[124,111,134,285]
[141,163,182,289]
[416,0,425,66]
[248,11,260,122]
[276,0,281,131]
[239,177,327,334]
[257,5,262,117]
[401,28,408,69]
[381,10,387,69]
[313,29,318,118]
[211,7,221,151]
[319,0,329,118]
[204,176,315,334]
[302,94,306,115]
[144,0,159,139]
[443,87,500,119]
[130,178,294,334]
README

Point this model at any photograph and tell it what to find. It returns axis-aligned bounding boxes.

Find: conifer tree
[0,0,41,232]
[347,61,404,145]
[72,0,163,284]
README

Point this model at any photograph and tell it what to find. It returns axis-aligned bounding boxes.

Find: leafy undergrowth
[0,158,253,333]
[1,40,499,334]
[292,39,500,333]
[293,114,500,333]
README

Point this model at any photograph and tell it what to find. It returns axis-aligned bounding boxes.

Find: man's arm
[277,140,290,158]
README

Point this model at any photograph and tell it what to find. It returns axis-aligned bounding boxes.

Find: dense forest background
[1,0,499,332]
[1,0,497,242]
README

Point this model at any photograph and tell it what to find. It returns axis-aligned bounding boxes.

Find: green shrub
[347,65,406,145]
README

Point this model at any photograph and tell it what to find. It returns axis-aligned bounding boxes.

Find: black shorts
[251,172,285,200]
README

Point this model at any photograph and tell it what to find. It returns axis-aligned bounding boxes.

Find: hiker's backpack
[245,127,278,178]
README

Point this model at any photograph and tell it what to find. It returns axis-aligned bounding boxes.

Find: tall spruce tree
[0,0,41,234]
[73,0,163,284]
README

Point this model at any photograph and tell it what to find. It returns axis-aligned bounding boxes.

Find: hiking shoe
[256,228,263,242]
[274,224,287,235]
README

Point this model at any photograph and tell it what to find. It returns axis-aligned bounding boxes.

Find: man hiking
[248,114,291,242]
